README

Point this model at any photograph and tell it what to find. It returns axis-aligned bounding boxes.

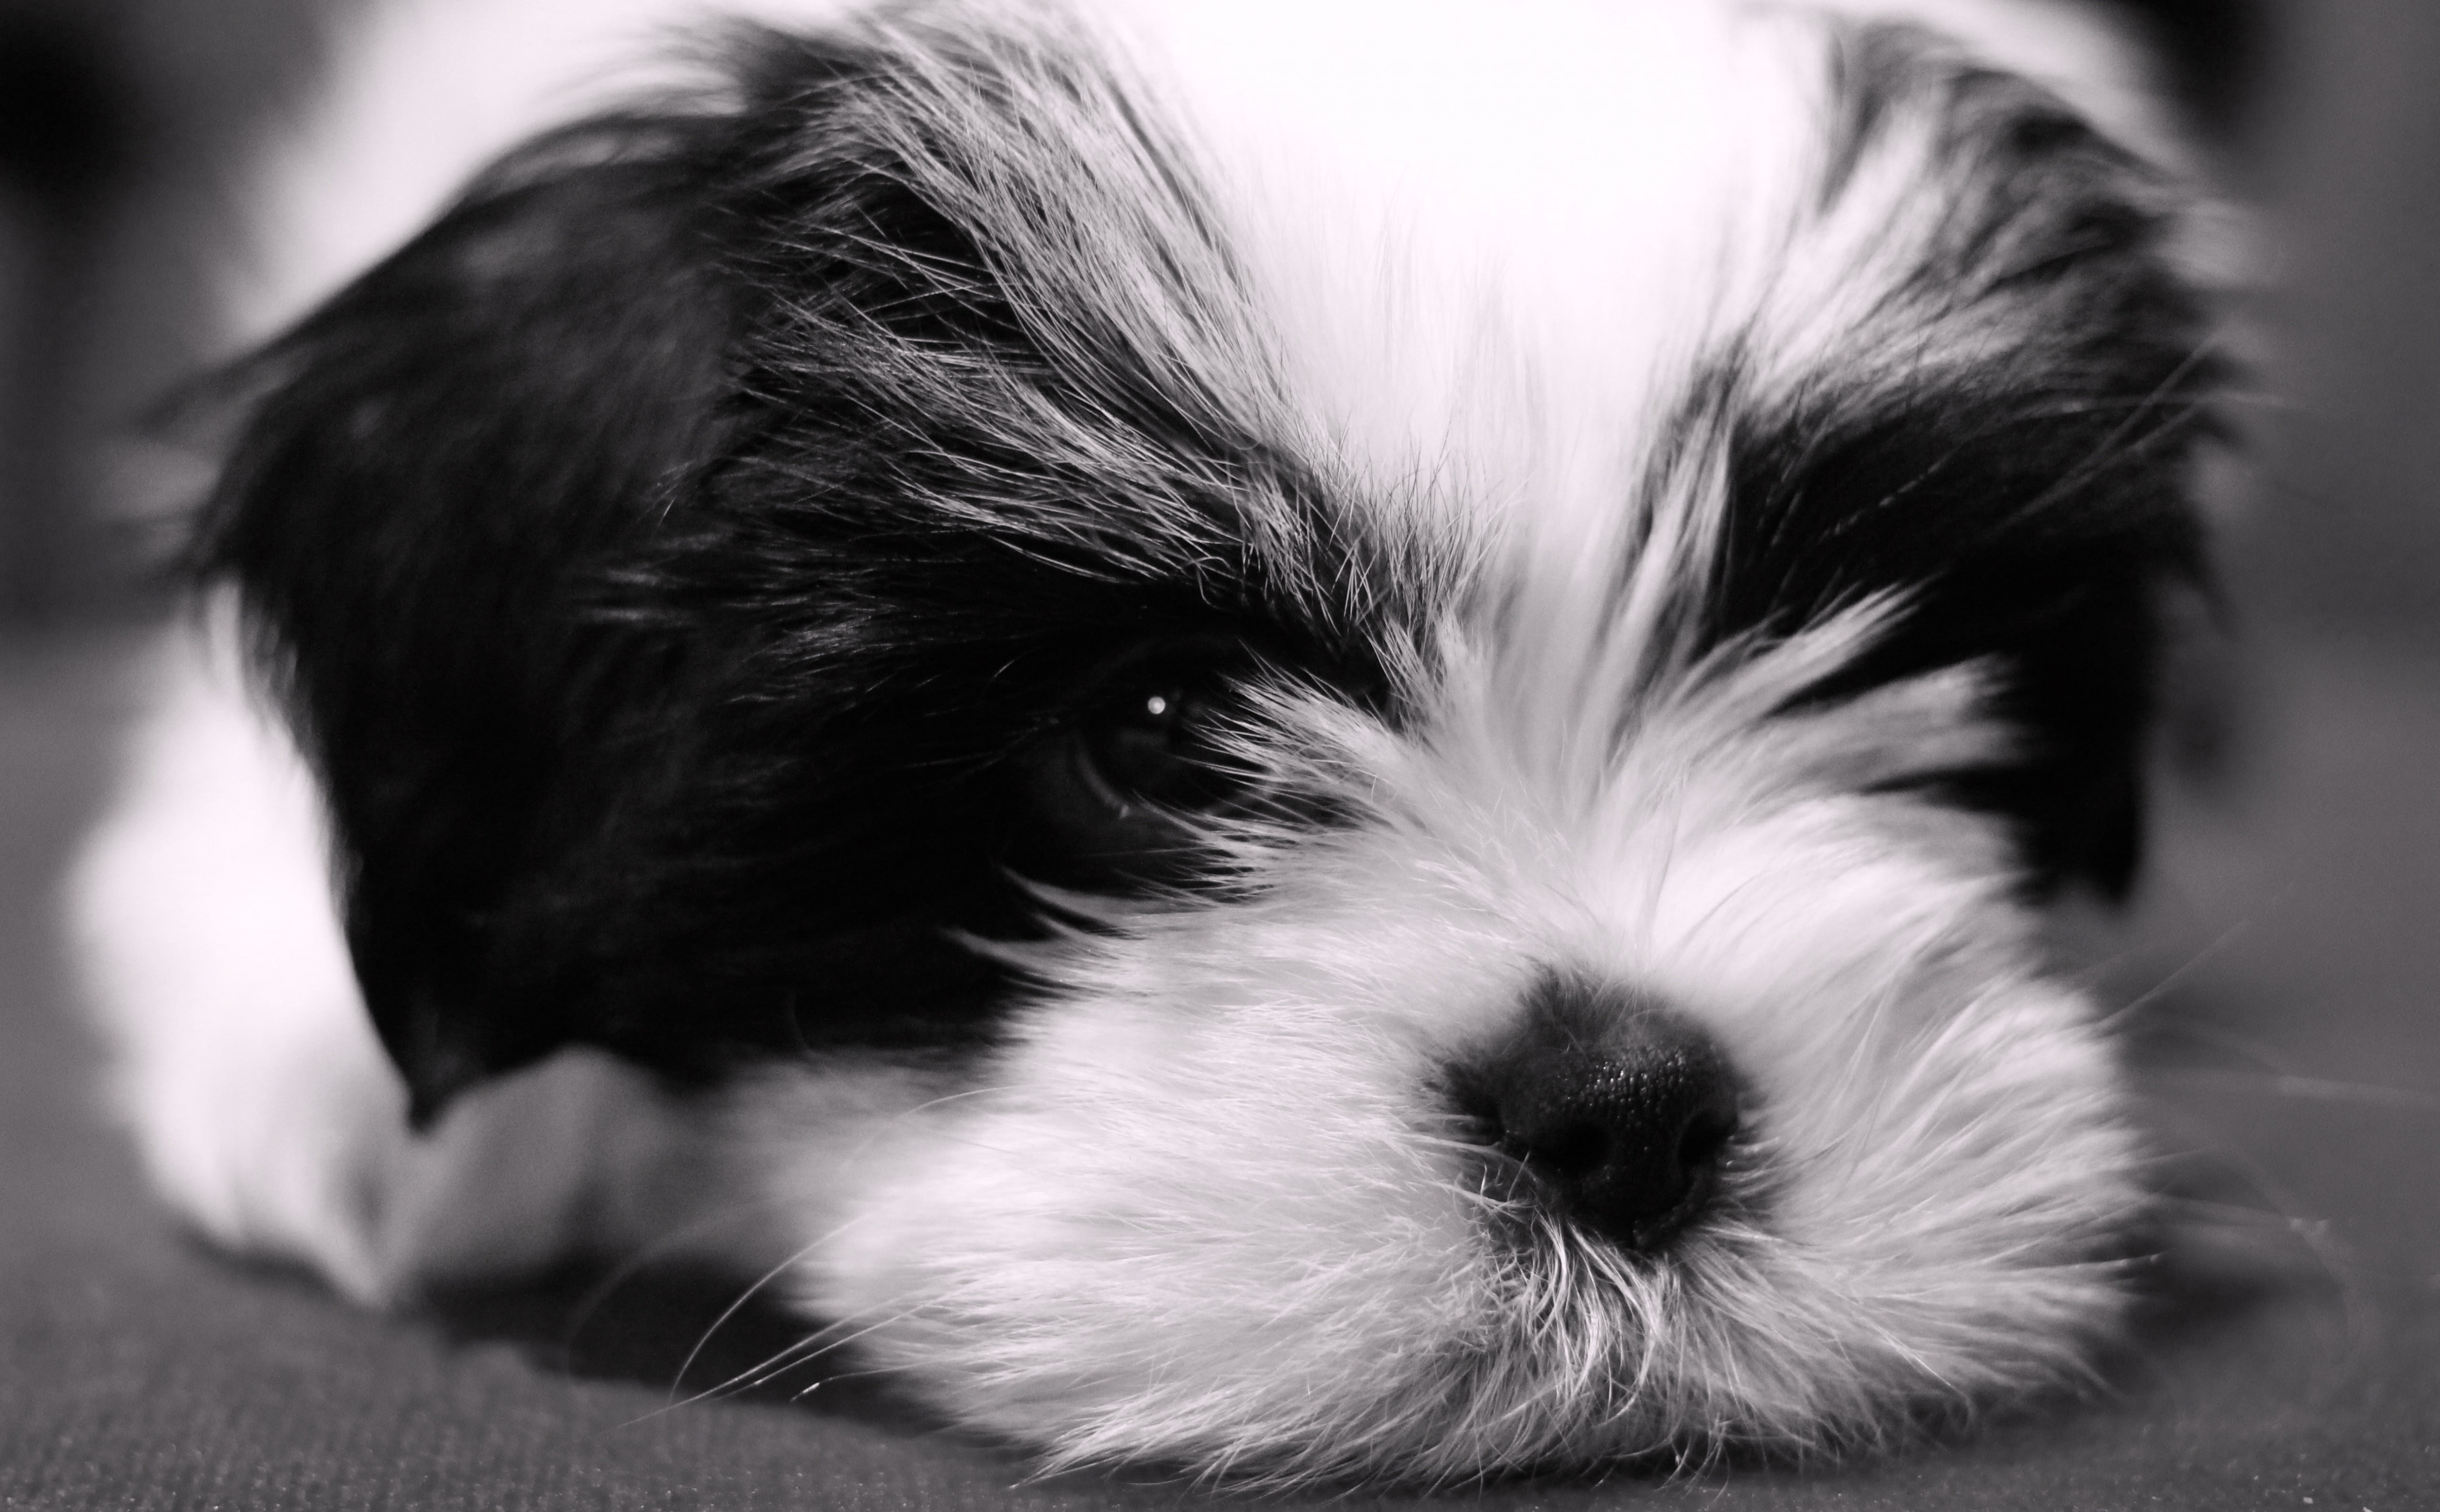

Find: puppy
[71,0,2226,1486]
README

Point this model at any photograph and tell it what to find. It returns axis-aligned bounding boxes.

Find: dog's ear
[194,111,741,1119]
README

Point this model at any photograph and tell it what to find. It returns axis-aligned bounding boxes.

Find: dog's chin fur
[73,0,2218,1488]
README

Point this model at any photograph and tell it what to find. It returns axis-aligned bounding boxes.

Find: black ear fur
[192,31,1368,1120]
[195,111,742,1117]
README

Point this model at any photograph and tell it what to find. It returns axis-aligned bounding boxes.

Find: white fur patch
[1109,0,1811,546]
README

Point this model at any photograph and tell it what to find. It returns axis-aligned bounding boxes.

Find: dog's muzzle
[1452,977,1744,1252]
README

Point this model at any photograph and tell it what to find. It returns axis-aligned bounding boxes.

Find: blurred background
[0,1,2435,1506]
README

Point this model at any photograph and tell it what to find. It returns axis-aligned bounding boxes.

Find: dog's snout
[1457,1005,1741,1252]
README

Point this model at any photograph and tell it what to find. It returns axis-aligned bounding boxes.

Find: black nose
[1455,1006,1741,1252]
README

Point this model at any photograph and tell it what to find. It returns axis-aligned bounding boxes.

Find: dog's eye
[1074,674,1232,816]
[1016,649,1252,873]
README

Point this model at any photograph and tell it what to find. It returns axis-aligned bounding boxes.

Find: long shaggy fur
[73,0,2220,1489]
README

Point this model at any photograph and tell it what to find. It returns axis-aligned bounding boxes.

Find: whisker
[2092,916,2258,1032]
[2145,1068,2440,1116]
[825,1079,1024,1167]
[706,1277,955,1408]
[604,1212,882,1431]
[559,1192,803,1354]
[775,1295,945,1386]
[2145,1106,2372,1349]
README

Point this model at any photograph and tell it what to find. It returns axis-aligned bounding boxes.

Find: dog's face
[200,0,2216,1484]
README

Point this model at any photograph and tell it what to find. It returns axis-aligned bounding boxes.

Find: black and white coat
[73,0,2224,1486]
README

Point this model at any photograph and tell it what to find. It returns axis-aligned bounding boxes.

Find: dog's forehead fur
[747,0,2192,618]
[684,0,2203,665]
[1110,0,1791,537]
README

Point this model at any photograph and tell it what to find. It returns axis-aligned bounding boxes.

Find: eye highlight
[1014,644,1258,878]
[1074,674,1233,817]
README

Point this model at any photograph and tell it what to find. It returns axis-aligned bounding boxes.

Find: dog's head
[196,0,2218,1483]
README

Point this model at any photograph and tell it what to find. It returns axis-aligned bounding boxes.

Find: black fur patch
[195,27,1406,1116]
[1704,24,2217,894]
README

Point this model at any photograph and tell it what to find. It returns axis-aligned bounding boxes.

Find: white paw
[65,627,648,1304]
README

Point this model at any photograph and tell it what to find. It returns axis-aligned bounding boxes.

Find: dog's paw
[65,629,647,1304]
[67,632,409,1299]
[111,984,432,1307]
